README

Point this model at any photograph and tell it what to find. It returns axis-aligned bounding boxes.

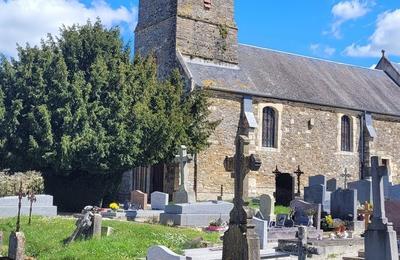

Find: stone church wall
[196,91,362,200]
[369,119,400,184]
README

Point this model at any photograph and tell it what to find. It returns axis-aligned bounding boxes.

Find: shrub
[0,170,44,197]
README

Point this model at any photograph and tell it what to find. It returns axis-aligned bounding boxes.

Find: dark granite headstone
[309,175,326,187]
[348,179,372,204]
[330,189,357,221]
[327,178,337,192]
[304,184,325,205]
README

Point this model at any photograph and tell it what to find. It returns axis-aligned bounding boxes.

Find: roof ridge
[238,43,381,72]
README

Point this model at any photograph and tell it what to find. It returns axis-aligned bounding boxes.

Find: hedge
[0,170,44,197]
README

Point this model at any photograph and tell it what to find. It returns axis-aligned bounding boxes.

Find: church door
[275,173,295,206]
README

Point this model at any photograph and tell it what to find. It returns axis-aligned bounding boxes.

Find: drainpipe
[360,112,365,179]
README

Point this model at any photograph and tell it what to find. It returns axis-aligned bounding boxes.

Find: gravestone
[8,231,25,260]
[101,226,114,237]
[290,199,321,230]
[151,192,169,210]
[222,135,262,260]
[91,214,102,239]
[173,145,196,204]
[326,178,337,192]
[131,190,148,209]
[330,189,357,221]
[309,175,326,187]
[160,201,233,227]
[385,200,400,235]
[0,194,57,217]
[259,194,275,222]
[389,185,400,201]
[304,184,325,205]
[348,179,372,204]
[365,156,398,260]
[147,245,186,260]
[253,217,268,250]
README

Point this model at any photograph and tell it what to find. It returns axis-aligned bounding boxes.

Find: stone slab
[151,192,169,210]
[164,201,233,214]
[309,175,327,187]
[147,245,186,260]
[385,200,400,235]
[0,206,57,218]
[348,180,372,204]
[0,194,54,206]
[159,213,230,227]
[253,217,268,250]
[331,189,357,221]
[304,184,326,206]
[173,190,196,204]
[131,190,148,209]
[260,194,275,222]
[327,178,337,192]
[268,227,323,242]
[183,247,290,260]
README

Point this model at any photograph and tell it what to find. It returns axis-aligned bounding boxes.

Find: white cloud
[0,0,137,57]
[344,9,400,57]
[310,43,336,57]
[329,0,371,38]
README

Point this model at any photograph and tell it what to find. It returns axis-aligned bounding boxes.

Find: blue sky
[1,0,399,67]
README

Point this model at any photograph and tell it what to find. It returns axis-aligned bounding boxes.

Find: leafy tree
[0,20,217,210]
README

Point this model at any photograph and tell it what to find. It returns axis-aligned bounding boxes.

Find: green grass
[0,216,220,260]
[247,199,291,215]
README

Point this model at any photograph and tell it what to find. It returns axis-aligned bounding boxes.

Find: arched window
[262,107,276,148]
[341,115,352,152]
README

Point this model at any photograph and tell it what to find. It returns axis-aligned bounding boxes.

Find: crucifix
[341,168,351,189]
[222,135,262,260]
[173,145,195,203]
[357,201,372,231]
[27,190,37,225]
[294,166,304,196]
[15,181,25,232]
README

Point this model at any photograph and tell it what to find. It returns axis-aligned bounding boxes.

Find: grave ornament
[341,168,351,189]
[222,135,262,260]
[364,156,399,260]
[65,206,102,244]
[294,166,304,197]
[27,190,37,225]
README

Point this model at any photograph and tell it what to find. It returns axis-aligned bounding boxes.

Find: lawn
[0,216,220,260]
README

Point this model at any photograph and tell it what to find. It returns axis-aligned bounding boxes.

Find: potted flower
[207,218,226,232]
[109,202,120,212]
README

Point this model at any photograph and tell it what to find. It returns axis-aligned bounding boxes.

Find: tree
[0,20,217,211]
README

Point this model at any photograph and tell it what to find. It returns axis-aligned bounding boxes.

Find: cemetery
[2,0,400,259]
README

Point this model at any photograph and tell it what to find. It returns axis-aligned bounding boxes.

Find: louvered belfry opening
[262,107,276,148]
[341,115,351,152]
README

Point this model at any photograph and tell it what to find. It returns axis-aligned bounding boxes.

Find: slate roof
[185,44,400,116]
[393,62,400,74]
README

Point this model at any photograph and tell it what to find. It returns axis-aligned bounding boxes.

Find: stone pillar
[298,226,308,260]
[8,231,25,260]
[91,214,102,239]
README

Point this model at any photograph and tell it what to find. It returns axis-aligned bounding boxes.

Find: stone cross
[15,181,25,232]
[174,145,192,190]
[369,157,388,224]
[341,168,351,189]
[173,145,195,203]
[222,135,262,260]
[294,166,304,196]
[27,191,37,225]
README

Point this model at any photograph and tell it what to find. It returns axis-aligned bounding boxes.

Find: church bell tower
[135,0,238,78]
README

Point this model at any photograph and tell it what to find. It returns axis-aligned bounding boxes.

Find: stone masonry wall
[369,118,400,184]
[196,92,362,200]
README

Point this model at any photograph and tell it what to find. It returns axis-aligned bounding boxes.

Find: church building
[119,0,400,203]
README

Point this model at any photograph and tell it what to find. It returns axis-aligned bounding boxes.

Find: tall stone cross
[222,135,262,260]
[341,168,351,189]
[173,145,196,204]
[364,156,399,260]
[369,156,388,224]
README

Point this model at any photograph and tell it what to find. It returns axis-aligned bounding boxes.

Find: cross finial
[381,49,386,58]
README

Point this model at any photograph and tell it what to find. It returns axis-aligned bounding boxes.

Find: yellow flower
[109,202,120,210]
